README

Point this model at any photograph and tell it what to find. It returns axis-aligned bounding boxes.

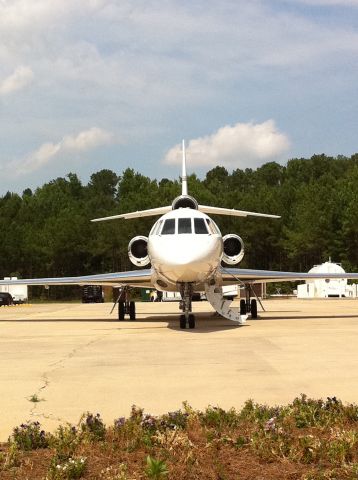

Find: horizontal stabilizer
[198,205,280,219]
[91,206,172,222]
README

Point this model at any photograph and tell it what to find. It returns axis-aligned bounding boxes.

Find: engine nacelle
[222,234,245,265]
[172,195,198,210]
[128,236,150,267]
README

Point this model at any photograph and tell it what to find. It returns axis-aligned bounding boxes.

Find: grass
[28,393,42,403]
[0,395,358,479]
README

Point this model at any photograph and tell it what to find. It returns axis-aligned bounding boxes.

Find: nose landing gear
[179,283,196,329]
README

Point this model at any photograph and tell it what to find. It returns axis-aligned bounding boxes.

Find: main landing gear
[179,283,196,329]
[239,284,264,319]
[116,286,136,321]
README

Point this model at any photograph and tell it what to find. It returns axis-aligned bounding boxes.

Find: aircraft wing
[91,205,280,222]
[91,206,172,222]
[198,205,280,219]
[0,269,153,289]
[221,267,358,284]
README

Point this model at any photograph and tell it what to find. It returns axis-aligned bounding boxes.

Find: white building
[297,261,358,298]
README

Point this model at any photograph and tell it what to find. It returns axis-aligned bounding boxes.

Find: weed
[298,434,322,464]
[200,405,239,430]
[2,441,21,469]
[129,405,144,423]
[239,399,279,424]
[160,410,188,430]
[325,430,357,466]
[11,421,49,450]
[145,455,168,479]
[250,429,294,462]
[153,429,193,453]
[29,393,42,403]
[98,464,130,480]
[141,414,158,432]
[80,412,106,441]
[113,417,126,430]
[290,394,358,429]
[48,455,87,479]
[234,435,249,449]
[49,424,79,461]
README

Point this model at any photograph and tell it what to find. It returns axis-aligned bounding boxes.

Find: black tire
[180,314,186,329]
[240,299,247,315]
[250,299,258,319]
[129,301,136,320]
[188,314,195,329]
[118,301,125,321]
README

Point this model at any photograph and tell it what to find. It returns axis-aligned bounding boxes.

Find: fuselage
[148,208,223,291]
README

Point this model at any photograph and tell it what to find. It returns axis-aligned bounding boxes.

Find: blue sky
[0,0,357,193]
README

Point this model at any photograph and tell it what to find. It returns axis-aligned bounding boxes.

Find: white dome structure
[297,260,353,298]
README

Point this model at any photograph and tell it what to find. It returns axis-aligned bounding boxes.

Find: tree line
[0,153,358,297]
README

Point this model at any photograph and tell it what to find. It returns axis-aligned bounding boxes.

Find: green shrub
[145,456,168,479]
[49,424,79,461]
[11,421,49,450]
[80,412,106,441]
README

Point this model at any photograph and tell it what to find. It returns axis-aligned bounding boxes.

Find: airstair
[205,284,247,324]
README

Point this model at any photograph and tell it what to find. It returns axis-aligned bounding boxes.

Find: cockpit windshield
[161,219,175,235]
[159,216,212,235]
[194,218,208,234]
[178,218,192,234]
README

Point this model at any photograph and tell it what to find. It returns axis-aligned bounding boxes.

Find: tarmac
[1,298,358,440]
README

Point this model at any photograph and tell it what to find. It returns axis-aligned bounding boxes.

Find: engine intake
[172,195,198,210]
[128,236,150,267]
[222,234,245,265]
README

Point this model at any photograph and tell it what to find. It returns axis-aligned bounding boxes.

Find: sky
[0,0,357,193]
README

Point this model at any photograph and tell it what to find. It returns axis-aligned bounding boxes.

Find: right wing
[0,269,153,289]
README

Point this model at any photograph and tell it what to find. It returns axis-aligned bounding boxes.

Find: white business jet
[2,141,358,329]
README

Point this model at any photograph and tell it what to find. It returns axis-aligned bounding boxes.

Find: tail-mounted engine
[222,234,245,265]
[128,236,150,267]
[172,195,198,210]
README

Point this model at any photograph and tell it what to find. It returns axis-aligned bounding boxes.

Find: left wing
[221,267,358,284]
[0,269,153,289]
[198,205,280,219]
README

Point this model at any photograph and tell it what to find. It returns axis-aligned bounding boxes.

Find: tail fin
[181,139,188,195]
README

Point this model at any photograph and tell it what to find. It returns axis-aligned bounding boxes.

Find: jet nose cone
[151,236,222,283]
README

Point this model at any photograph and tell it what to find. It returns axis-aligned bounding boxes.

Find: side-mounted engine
[222,234,245,265]
[128,236,150,267]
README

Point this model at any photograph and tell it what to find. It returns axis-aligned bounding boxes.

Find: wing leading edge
[221,267,358,284]
[0,269,153,289]
[91,205,280,222]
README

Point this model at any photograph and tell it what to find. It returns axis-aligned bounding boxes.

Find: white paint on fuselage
[148,208,223,288]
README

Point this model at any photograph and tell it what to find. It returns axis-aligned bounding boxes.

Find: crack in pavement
[28,334,107,424]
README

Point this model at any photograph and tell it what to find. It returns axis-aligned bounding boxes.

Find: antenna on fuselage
[181,139,188,196]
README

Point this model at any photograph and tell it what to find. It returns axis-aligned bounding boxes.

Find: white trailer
[0,277,28,304]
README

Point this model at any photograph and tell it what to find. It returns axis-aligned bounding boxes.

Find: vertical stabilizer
[181,139,188,195]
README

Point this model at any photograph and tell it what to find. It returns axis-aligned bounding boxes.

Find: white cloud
[10,127,114,174]
[164,121,290,169]
[0,66,34,96]
[0,1,357,192]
